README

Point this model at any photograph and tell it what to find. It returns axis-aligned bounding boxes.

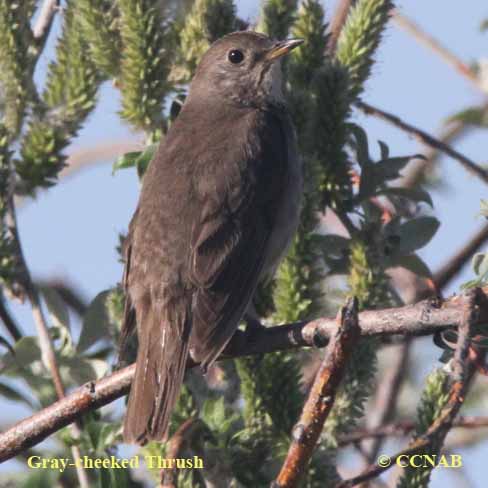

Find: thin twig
[338,416,488,446]
[160,418,198,488]
[434,224,488,292]
[0,289,487,463]
[363,225,488,459]
[411,223,488,303]
[338,288,479,488]
[356,100,488,185]
[274,297,361,487]
[5,197,89,487]
[32,0,60,53]
[327,0,357,55]
[363,339,411,462]
[399,120,468,190]
[393,11,484,92]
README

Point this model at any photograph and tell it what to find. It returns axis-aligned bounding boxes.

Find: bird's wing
[118,207,139,365]
[189,109,289,369]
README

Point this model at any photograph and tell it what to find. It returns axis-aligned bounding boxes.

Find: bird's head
[187,31,303,108]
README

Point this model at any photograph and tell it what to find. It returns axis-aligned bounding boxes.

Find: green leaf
[112,151,141,173]
[41,286,71,331]
[136,143,157,178]
[479,199,488,218]
[20,470,58,488]
[77,290,114,353]
[313,234,351,257]
[447,106,488,128]
[377,186,433,207]
[397,216,440,254]
[378,140,389,160]
[472,252,488,278]
[387,253,432,278]
[112,144,157,179]
[60,357,108,384]
[348,123,370,166]
[374,155,422,181]
[202,397,225,430]
[0,336,42,373]
[40,286,73,354]
[0,381,37,409]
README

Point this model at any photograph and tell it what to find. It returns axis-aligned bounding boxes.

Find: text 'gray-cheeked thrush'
[119,31,304,445]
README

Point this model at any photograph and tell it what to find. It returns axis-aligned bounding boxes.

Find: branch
[393,11,484,92]
[434,224,488,292]
[32,0,60,53]
[5,196,89,486]
[339,416,488,446]
[338,287,480,488]
[399,120,468,190]
[356,100,488,185]
[363,339,411,462]
[1,289,487,463]
[160,418,199,488]
[327,0,357,54]
[274,298,360,487]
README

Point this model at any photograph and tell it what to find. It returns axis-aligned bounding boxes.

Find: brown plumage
[119,31,303,445]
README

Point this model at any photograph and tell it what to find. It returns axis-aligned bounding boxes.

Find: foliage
[17,1,100,194]
[397,369,451,488]
[2,1,482,487]
[117,0,173,136]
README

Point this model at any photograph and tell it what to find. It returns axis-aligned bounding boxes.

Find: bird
[119,31,304,445]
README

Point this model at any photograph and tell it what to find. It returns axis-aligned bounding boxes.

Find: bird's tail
[123,305,190,445]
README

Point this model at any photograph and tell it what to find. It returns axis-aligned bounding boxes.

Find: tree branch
[274,298,360,487]
[160,418,199,488]
[1,289,487,463]
[392,11,484,92]
[5,193,89,486]
[434,224,488,292]
[32,0,60,54]
[356,100,488,185]
[339,416,488,446]
[399,120,468,190]
[363,339,411,462]
[338,287,480,488]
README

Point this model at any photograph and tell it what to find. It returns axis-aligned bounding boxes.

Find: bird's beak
[265,38,304,62]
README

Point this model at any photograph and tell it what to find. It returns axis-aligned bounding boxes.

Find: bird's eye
[228,49,245,64]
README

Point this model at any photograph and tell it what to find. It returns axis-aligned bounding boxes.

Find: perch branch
[338,287,479,488]
[274,298,360,487]
[1,289,487,463]
[356,100,488,185]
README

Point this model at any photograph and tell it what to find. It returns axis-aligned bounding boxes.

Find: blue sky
[1,1,487,486]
